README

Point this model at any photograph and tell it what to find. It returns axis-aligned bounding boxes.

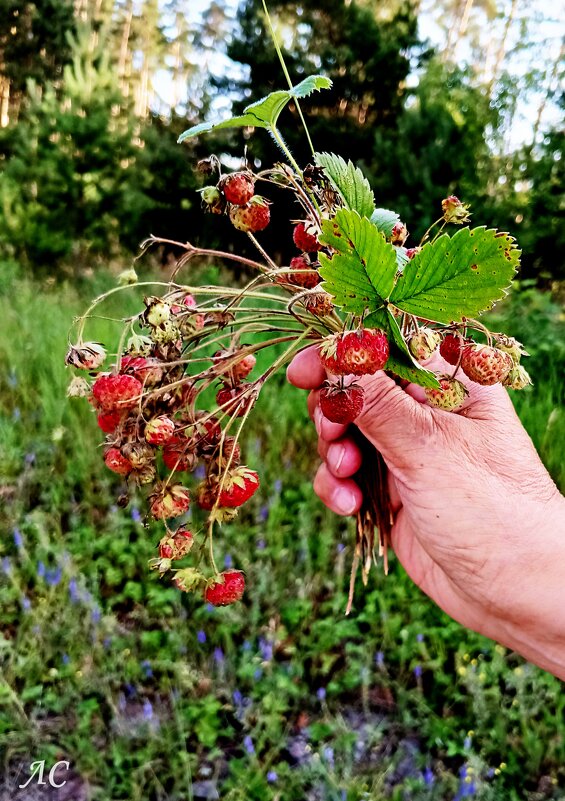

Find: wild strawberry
[144,296,171,326]
[149,483,191,519]
[442,195,471,223]
[159,528,194,561]
[92,373,142,411]
[199,185,225,215]
[293,222,321,252]
[439,333,464,366]
[122,442,155,469]
[302,291,334,317]
[405,247,421,260]
[287,255,321,288]
[198,467,259,510]
[319,382,364,425]
[132,464,157,486]
[104,447,133,475]
[319,329,389,376]
[171,293,205,330]
[213,349,257,383]
[495,335,528,364]
[97,411,122,433]
[163,442,197,472]
[120,355,164,385]
[65,342,106,370]
[221,172,255,205]
[229,197,270,232]
[390,222,408,245]
[192,414,222,448]
[210,437,241,470]
[216,385,256,417]
[145,415,176,445]
[408,328,441,362]
[173,567,205,592]
[205,570,245,606]
[503,364,533,390]
[424,376,468,411]
[460,344,513,386]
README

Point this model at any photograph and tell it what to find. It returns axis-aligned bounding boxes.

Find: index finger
[286,345,326,389]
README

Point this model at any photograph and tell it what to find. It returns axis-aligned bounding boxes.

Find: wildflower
[244,735,255,755]
[37,560,46,578]
[62,654,70,665]
[131,507,141,523]
[68,578,79,601]
[323,746,335,768]
[423,766,434,786]
[256,538,266,550]
[21,595,31,612]
[46,566,62,587]
[141,660,153,678]
[253,667,263,680]
[375,651,384,667]
[242,640,252,652]
[316,687,326,701]
[197,630,207,644]
[259,637,273,662]
[266,771,278,783]
[224,553,233,569]
[1,557,10,575]
[416,633,424,643]
[233,689,243,706]
[414,664,422,679]
[13,528,23,549]
[213,647,224,664]
[143,700,154,720]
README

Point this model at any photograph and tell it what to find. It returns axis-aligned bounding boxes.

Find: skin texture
[287,346,565,680]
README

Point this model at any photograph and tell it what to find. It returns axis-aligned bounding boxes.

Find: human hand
[287,346,565,678]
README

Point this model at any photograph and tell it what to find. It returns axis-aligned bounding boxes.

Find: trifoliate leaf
[389,226,520,323]
[370,208,401,237]
[314,152,375,218]
[364,308,440,389]
[318,209,397,314]
[178,75,332,142]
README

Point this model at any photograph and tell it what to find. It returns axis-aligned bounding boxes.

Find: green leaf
[365,308,440,389]
[314,152,375,218]
[389,226,520,323]
[370,208,401,237]
[318,209,397,314]
[178,75,332,142]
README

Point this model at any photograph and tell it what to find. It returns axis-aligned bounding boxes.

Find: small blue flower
[62,653,70,665]
[233,689,243,706]
[141,660,153,678]
[205,603,215,613]
[224,553,233,569]
[336,542,345,553]
[316,687,326,701]
[258,506,269,523]
[253,667,263,680]
[25,452,36,466]
[256,538,266,550]
[131,507,141,523]
[323,746,335,767]
[46,566,62,587]
[118,692,127,711]
[37,560,46,578]
[1,557,10,575]
[13,528,23,549]
[464,735,472,750]
[213,647,224,664]
[375,651,384,667]
[414,664,422,679]
[142,700,153,720]
[273,479,282,493]
[243,735,255,755]
[423,766,434,786]
[416,633,424,643]
[259,637,273,662]
[242,640,252,652]
[91,605,101,624]
[193,464,206,480]
[197,630,206,644]
[266,770,278,783]
[21,595,31,612]
[103,637,112,650]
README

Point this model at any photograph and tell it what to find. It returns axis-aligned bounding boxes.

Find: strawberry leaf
[314,152,375,219]
[370,208,401,237]
[365,308,440,389]
[389,226,520,323]
[318,209,397,314]
[178,75,332,142]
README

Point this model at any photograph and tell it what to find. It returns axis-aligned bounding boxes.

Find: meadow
[0,258,564,801]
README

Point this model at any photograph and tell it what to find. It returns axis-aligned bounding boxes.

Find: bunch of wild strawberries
[67,167,531,606]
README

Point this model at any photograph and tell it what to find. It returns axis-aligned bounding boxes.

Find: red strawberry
[104,447,133,475]
[319,329,389,376]
[145,415,176,445]
[216,385,256,417]
[293,222,321,252]
[213,349,257,383]
[390,222,408,245]
[159,528,194,561]
[287,255,321,288]
[319,382,364,425]
[198,467,259,510]
[405,247,421,260]
[120,355,164,385]
[439,333,464,366]
[149,483,191,519]
[92,373,142,411]
[424,376,468,411]
[205,570,245,606]
[97,410,122,433]
[221,172,255,206]
[460,344,513,386]
[163,442,197,472]
[229,197,270,232]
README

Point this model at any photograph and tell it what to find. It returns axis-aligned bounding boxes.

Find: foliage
[0,268,564,800]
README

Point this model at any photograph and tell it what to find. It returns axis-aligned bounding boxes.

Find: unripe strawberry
[503,364,532,390]
[163,442,197,472]
[171,293,205,330]
[319,329,389,376]
[199,185,225,215]
[145,416,176,445]
[122,442,155,469]
[159,528,194,561]
[408,328,441,362]
[293,222,321,252]
[390,222,408,245]
[319,382,364,425]
[67,376,91,398]
[213,349,256,383]
[149,483,191,519]
[120,355,164,385]
[205,570,245,606]
[405,247,421,260]
[229,197,270,232]
[302,291,334,317]
[132,464,157,485]
[439,333,464,366]
[424,376,468,411]
[104,447,133,475]
[495,335,528,364]
[461,344,513,386]
[287,255,321,288]
[221,172,255,205]
[92,373,143,411]
[174,567,205,593]
[65,342,106,370]
[144,296,171,327]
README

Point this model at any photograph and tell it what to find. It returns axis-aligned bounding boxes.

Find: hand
[287,346,565,678]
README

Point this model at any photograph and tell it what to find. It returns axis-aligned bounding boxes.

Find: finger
[314,406,348,441]
[325,439,363,478]
[307,390,319,421]
[287,345,326,389]
[313,463,362,516]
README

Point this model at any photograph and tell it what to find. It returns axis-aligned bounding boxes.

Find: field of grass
[0,259,564,801]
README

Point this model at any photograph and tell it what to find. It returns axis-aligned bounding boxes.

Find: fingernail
[329,444,346,474]
[314,407,323,436]
[333,487,358,515]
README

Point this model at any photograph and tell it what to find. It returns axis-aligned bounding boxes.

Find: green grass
[0,263,564,800]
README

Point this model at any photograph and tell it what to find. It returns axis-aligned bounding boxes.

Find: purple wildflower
[375,651,384,667]
[224,553,233,569]
[323,746,335,768]
[21,594,31,612]
[316,687,326,701]
[13,528,23,549]
[62,653,70,665]
[423,766,434,786]
[197,630,206,644]
[416,633,424,643]
[414,664,422,679]
[253,667,263,680]
[37,560,45,578]
[131,507,141,523]
[1,557,10,575]
[267,770,278,783]
[141,660,153,678]
[259,637,273,662]
[256,538,266,550]
[142,700,153,720]
[243,735,255,755]
[233,689,243,706]
[213,647,224,664]
[46,566,62,587]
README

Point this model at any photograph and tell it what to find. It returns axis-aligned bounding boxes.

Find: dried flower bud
[441,195,471,223]
[65,342,106,370]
